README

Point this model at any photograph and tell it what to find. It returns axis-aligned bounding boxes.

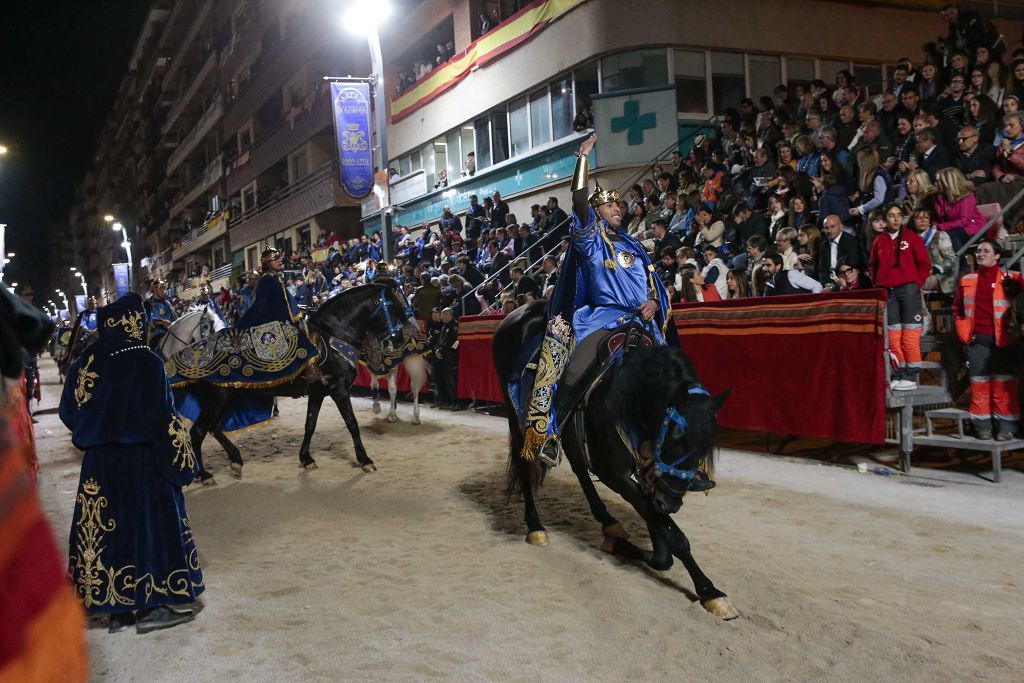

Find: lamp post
[341,0,394,263]
[105,215,133,289]
[55,289,69,314]
[0,225,7,283]
[71,267,88,300]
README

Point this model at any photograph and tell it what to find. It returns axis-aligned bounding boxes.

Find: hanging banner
[331,82,374,199]
[113,263,130,297]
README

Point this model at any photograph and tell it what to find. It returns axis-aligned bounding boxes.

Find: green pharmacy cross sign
[611,100,657,145]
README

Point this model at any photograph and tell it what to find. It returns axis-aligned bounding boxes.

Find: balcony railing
[225,96,331,195]
[161,0,213,88]
[228,162,352,251]
[166,92,224,175]
[170,153,224,218]
[172,209,230,261]
[162,48,217,135]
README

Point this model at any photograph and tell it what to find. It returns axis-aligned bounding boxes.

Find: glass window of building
[410,149,422,172]
[289,147,309,182]
[853,64,883,97]
[550,77,573,140]
[445,130,461,181]
[474,117,491,170]
[674,49,708,114]
[786,57,815,87]
[529,89,551,147]
[601,49,668,93]
[491,110,509,164]
[421,142,435,189]
[399,155,412,176]
[509,96,529,157]
[432,137,448,186]
[819,60,850,87]
[711,51,745,114]
[460,125,475,177]
[574,61,599,114]
[748,55,781,104]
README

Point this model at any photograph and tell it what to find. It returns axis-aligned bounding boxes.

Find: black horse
[493,300,738,620]
[184,281,411,484]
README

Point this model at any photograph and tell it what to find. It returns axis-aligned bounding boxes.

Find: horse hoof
[303,462,319,471]
[412,416,421,425]
[372,402,381,414]
[702,597,740,621]
[602,522,628,540]
[201,477,217,487]
[386,414,398,423]
[361,463,377,473]
[600,537,617,554]
[229,462,243,479]
[525,530,549,546]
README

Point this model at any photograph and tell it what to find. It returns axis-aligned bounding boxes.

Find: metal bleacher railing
[460,116,718,310]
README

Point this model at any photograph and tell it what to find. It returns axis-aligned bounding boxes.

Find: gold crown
[261,247,283,262]
[82,478,100,495]
[588,183,621,208]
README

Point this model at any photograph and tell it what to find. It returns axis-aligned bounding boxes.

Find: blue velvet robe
[145,296,176,347]
[549,206,670,345]
[80,310,98,332]
[60,296,204,615]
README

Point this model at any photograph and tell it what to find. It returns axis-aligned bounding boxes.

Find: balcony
[161,0,213,88]
[222,17,321,135]
[225,97,331,195]
[172,208,230,261]
[229,162,350,251]
[166,93,224,175]
[176,263,233,300]
[170,153,224,218]
[162,47,217,135]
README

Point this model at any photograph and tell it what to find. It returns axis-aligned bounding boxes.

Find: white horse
[372,353,428,424]
[365,321,429,425]
[154,308,215,360]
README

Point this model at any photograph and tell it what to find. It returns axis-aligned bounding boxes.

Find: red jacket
[869,229,931,288]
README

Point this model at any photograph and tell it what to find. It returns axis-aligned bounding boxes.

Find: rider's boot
[538,381,584,468]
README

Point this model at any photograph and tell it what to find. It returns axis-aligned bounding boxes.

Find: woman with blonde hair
[934,166,986,251]
[796,225,822,280]
[901,168,937,217]
[849,147,890,221]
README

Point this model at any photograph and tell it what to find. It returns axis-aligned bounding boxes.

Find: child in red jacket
[869,203,932,390]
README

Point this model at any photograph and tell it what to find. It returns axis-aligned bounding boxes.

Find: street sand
[32,364,1024,682]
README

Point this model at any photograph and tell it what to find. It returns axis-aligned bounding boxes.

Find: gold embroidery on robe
[104,310,145,340]
[74,355,99,408]
[168,415,196,471]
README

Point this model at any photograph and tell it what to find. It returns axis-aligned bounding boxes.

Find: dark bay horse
[183,282,411,484]
[493,300,738,620]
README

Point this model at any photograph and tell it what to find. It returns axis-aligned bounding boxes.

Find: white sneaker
[893,380,917,391]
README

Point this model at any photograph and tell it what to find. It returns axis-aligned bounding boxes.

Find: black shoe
[996,431,1014,442]
[976,429,993,440]
[135,606,195,634]
[451,404,468,412]
[108,612,135,633]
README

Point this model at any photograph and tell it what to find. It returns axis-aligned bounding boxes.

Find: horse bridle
[374,289,405,352]
[650,386,710,483]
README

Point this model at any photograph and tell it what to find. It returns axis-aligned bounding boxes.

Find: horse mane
[606,346,715,465]
[309,281,394,325]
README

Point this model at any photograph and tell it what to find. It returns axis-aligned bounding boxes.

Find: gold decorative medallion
[617,250,636,268]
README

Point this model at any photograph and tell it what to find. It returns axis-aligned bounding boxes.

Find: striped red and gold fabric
[390,0,588,122]
[672,290,888,444]
[0,378,88,683]
[456,314,507,403]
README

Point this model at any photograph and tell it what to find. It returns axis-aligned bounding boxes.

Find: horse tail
[504,410,545,496]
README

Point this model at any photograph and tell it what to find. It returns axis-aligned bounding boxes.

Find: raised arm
[570,135,598,222]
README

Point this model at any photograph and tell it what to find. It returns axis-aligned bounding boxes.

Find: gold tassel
[521,429,547,461]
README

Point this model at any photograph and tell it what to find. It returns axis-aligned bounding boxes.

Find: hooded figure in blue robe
[521,135,672,465]
[60,293,204,634]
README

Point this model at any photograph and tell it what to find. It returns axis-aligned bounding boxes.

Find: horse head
[310,280,410,350]
[607,346,729,516]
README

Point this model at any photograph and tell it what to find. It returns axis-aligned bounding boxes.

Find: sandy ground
[32,362,1024,682]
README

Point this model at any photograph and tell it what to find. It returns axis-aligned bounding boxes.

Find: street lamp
[105,215,133,289]
[72,269,88,299]
[0,145,7,155]
[55,289,69,312]
[340,0,394,263]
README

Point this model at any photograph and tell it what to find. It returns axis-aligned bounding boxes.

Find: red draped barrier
[455,291,887,444]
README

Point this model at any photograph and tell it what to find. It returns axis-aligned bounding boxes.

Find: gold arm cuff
[571,153,590,193]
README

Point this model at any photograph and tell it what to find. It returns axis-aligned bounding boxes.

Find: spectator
[695,205,725,247]
[766,194,787,239]
[967,95,1001,145]
[439,205,463,236]
[910,207,957,294]
[545,196,569,235]
[916,127,954,181]
[955,124,995,187]
[814,174,852,227]
[851,147,893,220]
[762,252,824,296]
[776,227,800,270]
[835,258,873,291]
[819,214,867,286]
[864,209,888,254]
[953,239,1021,440]
[733,202,770,248]
[933,166,986,251]
[652,219,682,256]
[917,62,944,102]
[535,255,559,298]
[869,203,932,391]
[510,266,540,299]
[449,275,481,317]
[970,68,1004,108]
[977,111,1024,226]
[787,196,813,229]
[490,191,510,228]
[745,235,769,295]
[937,73,968,125]
[726,268,751,298]
[902,168,938,216]
[941,3,1005,63]
[412,273,442,322]
[700,244,729,299]
[797,225,823,281]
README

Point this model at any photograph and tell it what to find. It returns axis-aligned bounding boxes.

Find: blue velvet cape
[60,294,204,614]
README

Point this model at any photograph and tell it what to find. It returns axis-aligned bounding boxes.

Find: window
[246,245,257,271]
[491,111,509,164]
[786,58,815,87]
[242,182,257,212]
[461,125,475,177]
[399,155,412,176]
[432,138,448,186]
[574,61,599,112]
[410,149,422,172]
[298,224,311,248]
[854,64,883,98]
[421,142,435,189]
[550,77,573,139]
[601,49,668,93]
[237,121,254,152]
[288,147,309,183]
[529,89,551,147]
[509,96,529,157]
[474,116,491,170]
[819,60,850,87]
[445,130,461,182]
[674,49,708,114]
[711,52,745,114]
[213,245,225,269]
[748,55,781,104]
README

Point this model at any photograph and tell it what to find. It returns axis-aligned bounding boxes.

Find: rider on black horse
[523,135,672,466]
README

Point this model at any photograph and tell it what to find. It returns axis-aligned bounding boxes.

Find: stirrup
[538,436,562,468]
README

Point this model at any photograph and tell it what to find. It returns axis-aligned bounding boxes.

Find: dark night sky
[0,1,149,299]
